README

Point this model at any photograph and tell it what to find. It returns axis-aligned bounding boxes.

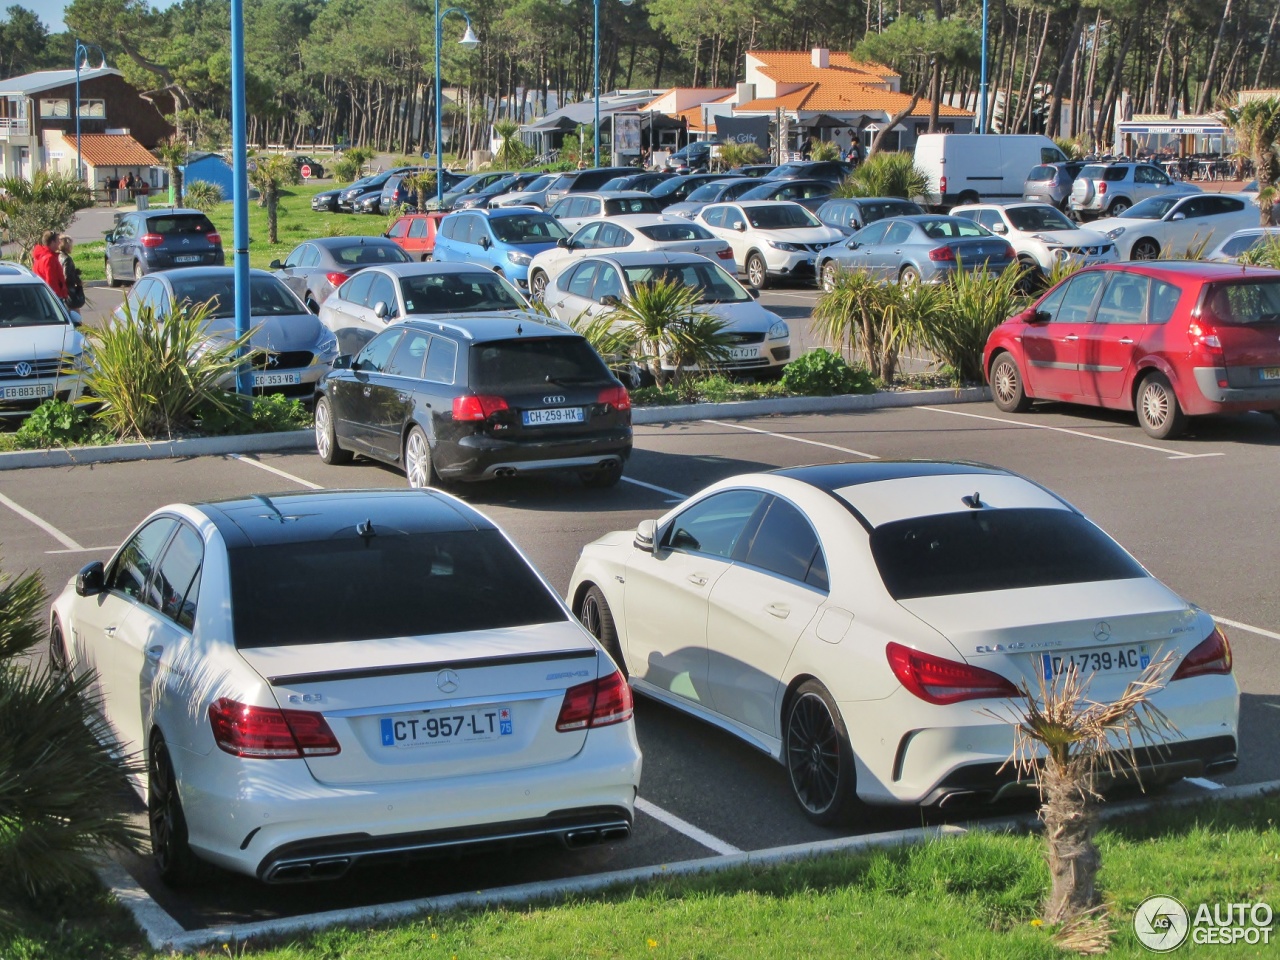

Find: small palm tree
[0,171,92,263]
[807,139,843,162]
[715,142,766,171]
[812,268,929,382]
[0,557,144,914]
[603,279,733,388]
[248,154,301,244]
[1221,96,1280,226]
[987,653,1181,929]
[926,265,1027,383]
[153,136,189,206]
[494,119,532,168]
[833,151,930,202]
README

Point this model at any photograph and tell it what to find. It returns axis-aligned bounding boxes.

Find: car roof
[465,206,555,218]
[582,213,690,228]
[586,250,731,267]
[196,489,493,549]
[1073,261,1280,281]
[570,191,653,201]
[365,261,531,279]
[146,266,277,283]
[0,272,49,285]
[118,208,208,218]
[398,311,578,342]
[311,235,402,249]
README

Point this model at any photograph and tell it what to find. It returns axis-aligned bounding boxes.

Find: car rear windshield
[862,200,923,222]
[1079,165,1107,180]
[490,213,568,244]
[469,336,611,390]
[1203,280,1280,326]
[399,271,525,313]
[147,214,216,235]
[228,529,566,647]
[637,222,715,242]
[1027,166,1056,182]
[331,241,412,266]
[604,196,663,215]
[869,508,1148,600]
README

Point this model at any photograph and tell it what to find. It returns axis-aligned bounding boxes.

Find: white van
[914,134,1068,209]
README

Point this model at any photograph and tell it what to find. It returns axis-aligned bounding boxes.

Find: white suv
[0,273,86,418]
[951,202,1117,281]
[1069,162,1199,220]
[695,201,843,288]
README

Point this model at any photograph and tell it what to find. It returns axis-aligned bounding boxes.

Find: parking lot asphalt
[2,401,1278,931]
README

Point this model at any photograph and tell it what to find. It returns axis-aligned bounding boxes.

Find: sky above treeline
[24,0,181,37]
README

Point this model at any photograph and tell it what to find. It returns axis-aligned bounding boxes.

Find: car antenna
[516,322,523,335]
[252,494,291,523]
[356,519,376,539]
[962,492,984,509]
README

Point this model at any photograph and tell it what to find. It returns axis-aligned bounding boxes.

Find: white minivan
[915,134,1068,209]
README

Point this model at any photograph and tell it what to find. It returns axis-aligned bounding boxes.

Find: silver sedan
[816,215,1016,287]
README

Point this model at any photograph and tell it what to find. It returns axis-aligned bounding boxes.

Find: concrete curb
[1,387,990,471]
[107,777,1280,953]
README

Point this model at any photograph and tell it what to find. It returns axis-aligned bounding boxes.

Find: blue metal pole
[977,0,989,134]
[435,0,444,205]
[593,0,600,166]
[231,0,252,394]
[74,43,83,184]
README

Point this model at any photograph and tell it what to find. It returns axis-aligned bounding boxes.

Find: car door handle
[103,625,117,636]
[686,574,708,587]
[1118,337,1134,345]
[363,386,372,397]
[765,603,790,619]
[553,301,565,309]
[397,393,410,402]
[146,644,164,661]
[1064,334,1079,342]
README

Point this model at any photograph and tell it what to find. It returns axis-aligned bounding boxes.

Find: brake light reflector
[939,175,947,194]
[1188,318,1225,366]
[716,247,734,259]
[207,232,222,246]
[886,642,1020,705]
[1172,626,1233,681]
[452,394,510,420]
[209,698,341,758]
[140,233,164,248]
[556,671,634,731]
[325,271,350,288]
[597,384,631,411]
[1097,182,1107,195]
[928,246,956,262]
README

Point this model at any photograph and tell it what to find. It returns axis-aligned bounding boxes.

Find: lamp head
[458,25,480,49]
[619,0,634,5]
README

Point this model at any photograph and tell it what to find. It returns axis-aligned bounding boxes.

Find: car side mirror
[331,354,352,370]
[992,223,1008,234]
[480,235,492,249]
[1032,309,1052,323]
[748,287,760,299]
[600,295,621,307]
[1170,212,1186,221]
[373,300,390,319]
[846,239,860,249]
[557,237,570,248]
[269,259,282,269]
[734,222,746,231]
[76,561,105,597]
[634,519,656,552]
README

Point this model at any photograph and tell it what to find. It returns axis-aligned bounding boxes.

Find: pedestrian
[32,230,79,322]
[59,236,86,311]
[118,174,129,203]
[136,176,150,210]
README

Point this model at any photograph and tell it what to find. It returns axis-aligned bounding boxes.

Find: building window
[39,99,71,118]
[79,100,106,119]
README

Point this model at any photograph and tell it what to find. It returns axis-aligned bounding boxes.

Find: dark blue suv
[103,209,223,286]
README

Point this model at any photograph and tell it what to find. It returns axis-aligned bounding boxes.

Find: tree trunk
[1047,7,1088,138]
[868,71,930,158]
[1041,757,1101,924]
[1258,144,1277,226]
[266,188,279,244]
[1254,1,1280,87]
[1195,0,1234,114]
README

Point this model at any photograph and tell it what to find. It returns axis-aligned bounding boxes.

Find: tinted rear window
[147,215,216,235]
[1080,165,1107,180]
[1203,280,1280,326]
[870,509,1147,600]
[1027,166,1055,182]
[229,529,566,647]
[470,336,611,390]
[862,200,923,222]
[1103,167,1129,181]
[638,222,715,241]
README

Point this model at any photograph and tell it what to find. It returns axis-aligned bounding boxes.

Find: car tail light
[939,175,947,194]
[325,271,350,288]
[1172,626,1233,681]
[928,246,956,262]
[716,247,734,259]
[209,698,341,758]
[886,642,1020,705]
[1097,182,1108,195]
[1188,318,1225,366]
[140,233,164,248]
[597,384,631,411]
[452,394,510,421]
[207,232,222,246]
[555,671,634,731]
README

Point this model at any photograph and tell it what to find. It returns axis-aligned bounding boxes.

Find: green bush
[12,399,110,449]
[330,156,360,183]
[0,557,143,916]
[780,348,875,396]
[924,266,1027,383]
[834,151,930,201]
[195,392,311,434]
[183,179,223,211]
[82,298,254,440]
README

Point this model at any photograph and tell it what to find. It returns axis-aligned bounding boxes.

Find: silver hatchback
[1069,162,1199,220]
[1022,162,1086,210]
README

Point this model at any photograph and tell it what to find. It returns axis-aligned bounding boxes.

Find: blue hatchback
[432,208,569,291]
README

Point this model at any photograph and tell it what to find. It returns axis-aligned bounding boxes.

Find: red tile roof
[67,133,157,167]
[739,82,971,118]
[749,50,899,85]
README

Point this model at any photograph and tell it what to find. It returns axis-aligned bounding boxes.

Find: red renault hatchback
[983,261,1280,438]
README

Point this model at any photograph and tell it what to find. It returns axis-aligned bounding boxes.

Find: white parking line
[917,406,1225,460]
[226,454,324,489]
[47,546,118,555]
[702,419,880,460]
[621,476,686,501]
[0,491,83,551]
[1214,617,1280,643]
[635,797,742,855]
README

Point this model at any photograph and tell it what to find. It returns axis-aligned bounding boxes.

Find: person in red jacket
[31,230,79,322]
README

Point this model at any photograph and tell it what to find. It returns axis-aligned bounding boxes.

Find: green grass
[77,184,394,283]
[2,794,1276,958]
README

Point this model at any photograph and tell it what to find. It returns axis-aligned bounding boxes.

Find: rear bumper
[260,806,633,883]
[1191,367,1280,411]
[438,429,633,481]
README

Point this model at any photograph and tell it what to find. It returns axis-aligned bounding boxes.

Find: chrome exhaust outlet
[563,828,601,849]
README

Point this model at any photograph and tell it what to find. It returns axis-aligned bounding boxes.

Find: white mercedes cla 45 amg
[51,488,641,884]
[567,461,1238,825]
